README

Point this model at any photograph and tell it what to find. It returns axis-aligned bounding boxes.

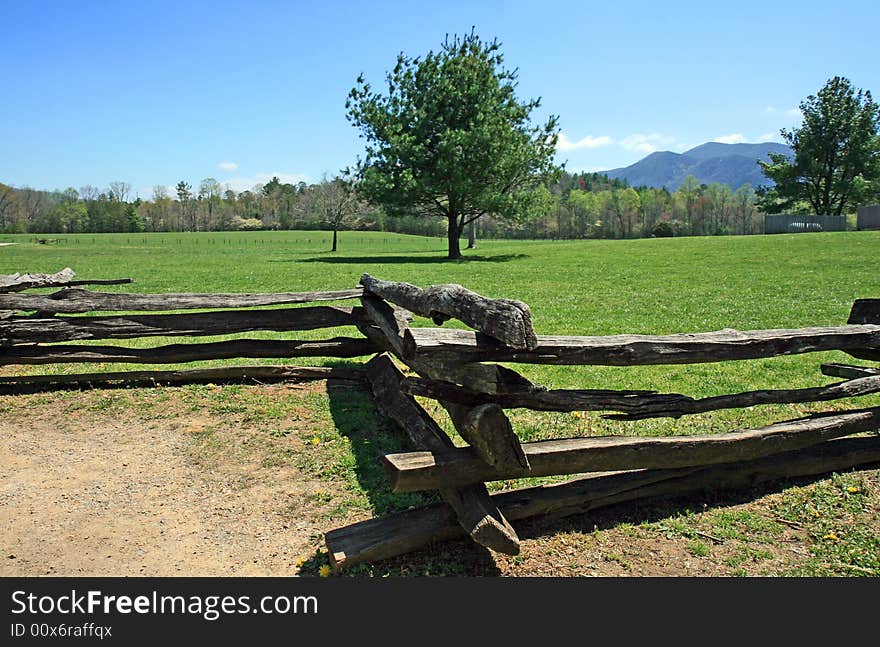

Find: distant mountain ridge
[601,142,793,190]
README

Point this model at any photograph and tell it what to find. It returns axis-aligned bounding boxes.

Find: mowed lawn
[2,230,879,431]
[1,230,878,576]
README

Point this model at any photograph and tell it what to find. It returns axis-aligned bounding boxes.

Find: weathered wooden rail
[2,268,878,572]
[0,267,377,387]
[324,273,880,570]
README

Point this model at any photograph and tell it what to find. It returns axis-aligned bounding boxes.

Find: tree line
[0,171,762,240]
[483,173,760,239]
[0,176,373,239]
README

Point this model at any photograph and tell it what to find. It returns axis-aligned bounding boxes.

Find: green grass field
[2,230,879,433]
[1,230,878,576]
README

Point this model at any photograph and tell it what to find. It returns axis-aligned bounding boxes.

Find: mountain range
[600,142,793,191]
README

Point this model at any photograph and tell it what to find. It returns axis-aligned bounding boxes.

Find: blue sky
[2,0,878,198]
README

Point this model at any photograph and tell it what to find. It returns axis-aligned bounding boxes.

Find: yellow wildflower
[310,436,320,446]
[295,556,306,568]
[572,411,582,418]
[846,486,860,493]
[823,533,839,541]
[318,564,333,577]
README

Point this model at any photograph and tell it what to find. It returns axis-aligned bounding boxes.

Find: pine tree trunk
[447,216,462,259]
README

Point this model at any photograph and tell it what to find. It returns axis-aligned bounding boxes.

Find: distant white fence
[763,214,847,234]
[857,204,880,230]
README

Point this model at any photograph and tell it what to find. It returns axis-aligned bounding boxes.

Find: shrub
[652,221,674,238]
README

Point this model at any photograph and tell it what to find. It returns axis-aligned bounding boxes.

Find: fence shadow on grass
[300,461,879,577]
[294,369,501,577]
[325,373,438,517]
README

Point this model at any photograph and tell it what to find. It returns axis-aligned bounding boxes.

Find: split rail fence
[0,268,374,391]
[1,268,879,571]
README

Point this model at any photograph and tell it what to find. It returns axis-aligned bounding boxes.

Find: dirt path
[0,389,323,576]
[1,382,877,577]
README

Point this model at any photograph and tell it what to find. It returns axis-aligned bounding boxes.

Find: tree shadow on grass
[281,253,529,264]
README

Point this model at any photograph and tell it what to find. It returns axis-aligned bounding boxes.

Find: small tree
[298,175,363,252]
[346,30,561,258]
[759,76,880,215]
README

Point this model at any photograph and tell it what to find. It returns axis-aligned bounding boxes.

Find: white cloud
[556,132,613,151]
[759,131,782,142]
[713,133,747,144]
[218,161,238,172]
[220,172,310,193]
[785,108,802,119]
[620,133,678,154]
[765,105,776,113]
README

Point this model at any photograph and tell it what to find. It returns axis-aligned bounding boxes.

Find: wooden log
[0,306,360,344]
[459,404,530,470]
[402,376,663,411]
[356,296,535,393]
[0,286,364,314]
[849,299,880,325]
[0,337,380,365]
[363,353,519,555]
[365,354,454,454]
[358,294,528,468]
[821,363,880,379]
[847,299,880,361]
[0,268,132,293]
[400,374,880,420]
[403,324,880,366]
[0,268,76,292]
[360,273,538,350]
[383,406,880,492]
[355,303,532,394]
[326,435,880,569]
[354,296,412,359]
[0,365,367,394]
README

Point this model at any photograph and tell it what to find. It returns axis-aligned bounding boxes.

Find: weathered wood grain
[401,376,661,412]
[0,268,132,293]
[383,406,880,492]
[354,296,412,359]
[365,354,454,455]
[0,365,367,394]
[358,294,528,469]
[352,303,534,394]
[363,353,519,555]
[400,374,880,420]
[821,363,880,379]
[458,404,530,470]
[403,325,880,366]
[360,273,537,350]
[0,306,360,344]
[0,337,379,365]
[325,435,880,569]
[0,287,364,314]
